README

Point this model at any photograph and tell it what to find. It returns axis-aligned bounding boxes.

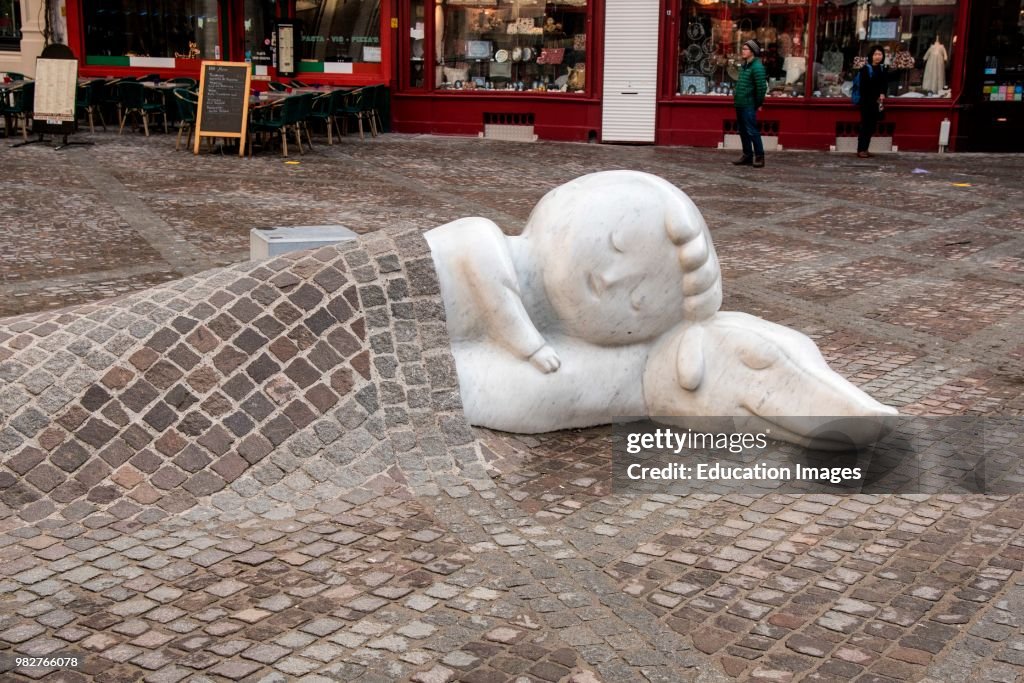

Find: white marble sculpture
[425,171,897,447]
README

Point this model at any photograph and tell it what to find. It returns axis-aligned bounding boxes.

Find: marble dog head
[520,170,722,345]
[643,313,899,449]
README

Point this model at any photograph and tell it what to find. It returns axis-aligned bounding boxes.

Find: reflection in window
[436,1,589,93]
[82,0,219,59]
[244,0,275,66]
[677,0,808,97]
[0,0,21,50]
[298,0,381,63]
[814,0,958,98]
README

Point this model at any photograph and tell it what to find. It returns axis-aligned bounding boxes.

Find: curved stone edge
[0,227,490,528]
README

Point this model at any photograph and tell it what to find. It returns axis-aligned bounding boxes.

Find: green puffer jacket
[734,58,767,108]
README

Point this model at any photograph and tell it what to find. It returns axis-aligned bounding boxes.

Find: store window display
[82,0,219,59]
[436,0,589,92]
[0,0,20,50]
[813,0,957,99]
[298,0,381,63]
[677,0,809,98]
[409,0,426,87]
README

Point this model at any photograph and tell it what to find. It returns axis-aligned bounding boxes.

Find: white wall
[0,0,48,77]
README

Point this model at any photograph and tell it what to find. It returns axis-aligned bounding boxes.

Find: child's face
[539,213,688,345]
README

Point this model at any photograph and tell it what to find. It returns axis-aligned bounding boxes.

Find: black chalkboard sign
[194,61,252,156]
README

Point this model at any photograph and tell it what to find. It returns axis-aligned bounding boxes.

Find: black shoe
[752,156,765,168]
[733,155,753,166]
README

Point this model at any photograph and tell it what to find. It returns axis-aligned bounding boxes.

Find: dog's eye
[739,345,778,370]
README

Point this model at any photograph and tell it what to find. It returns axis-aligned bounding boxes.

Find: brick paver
[1,133,1022,682]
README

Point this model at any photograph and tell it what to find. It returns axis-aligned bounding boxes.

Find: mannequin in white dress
[923,38,948,94]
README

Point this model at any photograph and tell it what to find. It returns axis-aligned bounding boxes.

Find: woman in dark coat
[857,45,887,158]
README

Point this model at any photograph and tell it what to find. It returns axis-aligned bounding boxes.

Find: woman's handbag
[892,50,915,70]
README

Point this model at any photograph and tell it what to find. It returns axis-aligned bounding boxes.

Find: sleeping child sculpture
[424,171,896,446]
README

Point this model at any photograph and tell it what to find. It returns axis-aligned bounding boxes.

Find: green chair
[75,79,107,133]
[267,81,289,92]
[5,72,26,81]
[117,81,167,136]
[172,88,198,151]
[308,89,344,144]
[338,88,375,140]
[4,81,34,141]
[104,77,136,123]
[367,84,387,136]
[251,95,304,156]
[293,92,316,150]
[289,79,311,88]
[169,77,198,89]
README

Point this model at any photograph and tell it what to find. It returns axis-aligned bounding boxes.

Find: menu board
[277,24,296,76]
[33,58,78,123]
[194,61,252,156]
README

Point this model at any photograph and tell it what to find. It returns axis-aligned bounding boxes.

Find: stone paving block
[1,138,1024,683]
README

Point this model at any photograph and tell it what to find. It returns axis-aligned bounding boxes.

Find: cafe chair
[367,84,386,136]
[117,81,167,136]
[75,79,107,133]
[251,95,305,157]
[139,73,162,83]
[294,92,316,150]
[309,90,343,145]
[104,77,136,123]
[172,88,198,151]
[4,81,34,141]
[5,72,26,81]
[289,80,310,88]
[267,81,289,92]
[339,88,374,140]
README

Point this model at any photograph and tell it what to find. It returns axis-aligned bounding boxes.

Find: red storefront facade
[389,0,989,151]
[59,0,1021,151]
[390,0,604,142]
[657,0,972,152]
[64,0,396,90]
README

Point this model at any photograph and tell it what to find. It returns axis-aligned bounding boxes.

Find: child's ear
[675,325,704,392]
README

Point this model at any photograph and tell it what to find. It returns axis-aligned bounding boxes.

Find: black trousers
[858,104,880,153]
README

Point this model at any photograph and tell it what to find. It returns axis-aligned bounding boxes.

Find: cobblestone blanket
[0,228,488,530]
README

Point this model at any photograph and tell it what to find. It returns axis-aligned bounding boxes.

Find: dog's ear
[675,324,704,391]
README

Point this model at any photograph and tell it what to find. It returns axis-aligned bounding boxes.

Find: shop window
[436,1,589,93]
[82,0,219,59]
[409,0,426,87]
[975,0,1023,102]
[244,0,275,66]
[814,0,958,99]
[0,0,20,51]
[298,0,381,63]
[677,0,809,98]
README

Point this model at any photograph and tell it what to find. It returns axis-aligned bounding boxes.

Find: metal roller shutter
[601,0,659,143]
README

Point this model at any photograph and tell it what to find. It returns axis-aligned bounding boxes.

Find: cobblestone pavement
[1,132,1023,682]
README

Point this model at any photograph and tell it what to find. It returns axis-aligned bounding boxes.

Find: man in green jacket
[733,39,768,168]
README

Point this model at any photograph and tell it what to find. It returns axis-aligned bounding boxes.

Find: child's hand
[529,345,561,373]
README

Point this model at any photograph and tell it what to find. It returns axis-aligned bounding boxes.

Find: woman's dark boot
[733,155,753,166]
[752,156,765,168]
